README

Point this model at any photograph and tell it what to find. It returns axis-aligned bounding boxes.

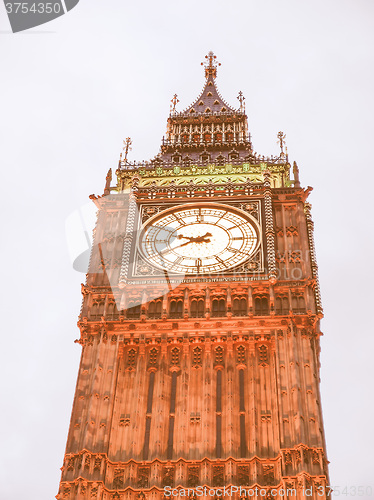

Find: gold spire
[201,51,221,79]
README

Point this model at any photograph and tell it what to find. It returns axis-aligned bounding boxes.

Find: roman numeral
[173,215,186,226]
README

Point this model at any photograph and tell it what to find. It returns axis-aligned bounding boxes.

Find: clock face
[139,203,260,275]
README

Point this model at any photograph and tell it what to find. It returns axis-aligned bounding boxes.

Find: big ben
[57,52,329,499]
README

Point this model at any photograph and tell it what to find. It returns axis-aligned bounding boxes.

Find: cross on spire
[201,51,221,79]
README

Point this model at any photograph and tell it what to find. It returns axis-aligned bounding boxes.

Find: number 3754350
[5,3,62,14]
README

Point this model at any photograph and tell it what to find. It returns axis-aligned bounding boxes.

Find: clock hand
[159,239,193,255]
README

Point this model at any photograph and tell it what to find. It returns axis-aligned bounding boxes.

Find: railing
[118,154,288,172]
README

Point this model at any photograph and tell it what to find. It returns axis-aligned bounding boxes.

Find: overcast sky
[1,1,374,499]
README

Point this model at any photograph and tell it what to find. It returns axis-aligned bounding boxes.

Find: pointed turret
[157,51,254,165]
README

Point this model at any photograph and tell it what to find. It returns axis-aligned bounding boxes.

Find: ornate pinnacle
[277,131,286,157]
[122,137,132,164]
[201,51,221,79]
[237,91,245,112]
[104,168,112,196]
[170,93,179,114]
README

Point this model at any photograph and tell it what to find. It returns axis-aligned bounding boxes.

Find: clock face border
[137,202,262,277]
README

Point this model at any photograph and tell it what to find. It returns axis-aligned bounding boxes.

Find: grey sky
[0,0,373,498]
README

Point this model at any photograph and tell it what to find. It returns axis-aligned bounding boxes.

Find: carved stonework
[212,465,225,486]
[137,467,150,488]
[162,466,175,487]
[187,466,200,487]
[263,464,275,485]
[237,465,250,486]
[113,468,124,489]
[258,344,269,366]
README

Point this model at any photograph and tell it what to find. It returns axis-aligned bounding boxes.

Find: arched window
[233,297,247,317]
[292,294,306,314]
[190,298,205,318]
[215,132,223,143]
[212,298,226,317]
[169,299,183,318]
[106,301,119,320]
[226,132,234,141]
[91,300,104,320]
[148,300,162,319]
[126,303,141,319]
[200,153,211,163]
[275,296,289,315]
[254,296,269,316]
[204,133,211,142]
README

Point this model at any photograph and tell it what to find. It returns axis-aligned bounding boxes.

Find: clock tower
[57,53,330,500]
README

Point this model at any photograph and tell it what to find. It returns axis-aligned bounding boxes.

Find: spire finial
[122,137,132,164]
[277,131,286,157]
[237,91,245,112]
[170,94,179,114]
[201,51,221,79]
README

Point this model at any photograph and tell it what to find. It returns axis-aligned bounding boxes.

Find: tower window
[205,107,211,113]
[148,300,162,319]
[221,107,227,112]
[254,296,269,316]
[212,298,226,317]
[275,296,289,315]
[189,108,195,114]
[292,294,306,314]
[126,303,141,319]
[190,298,205,318]
[199,101,204,106]
[91,300,104,320]
[207,91,213,97]
[214,100,220,105]
[106,300,119,320]
[169,299,183,319]
[233,297,247,317]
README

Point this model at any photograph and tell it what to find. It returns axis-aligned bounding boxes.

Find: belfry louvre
[57,53,329,500]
